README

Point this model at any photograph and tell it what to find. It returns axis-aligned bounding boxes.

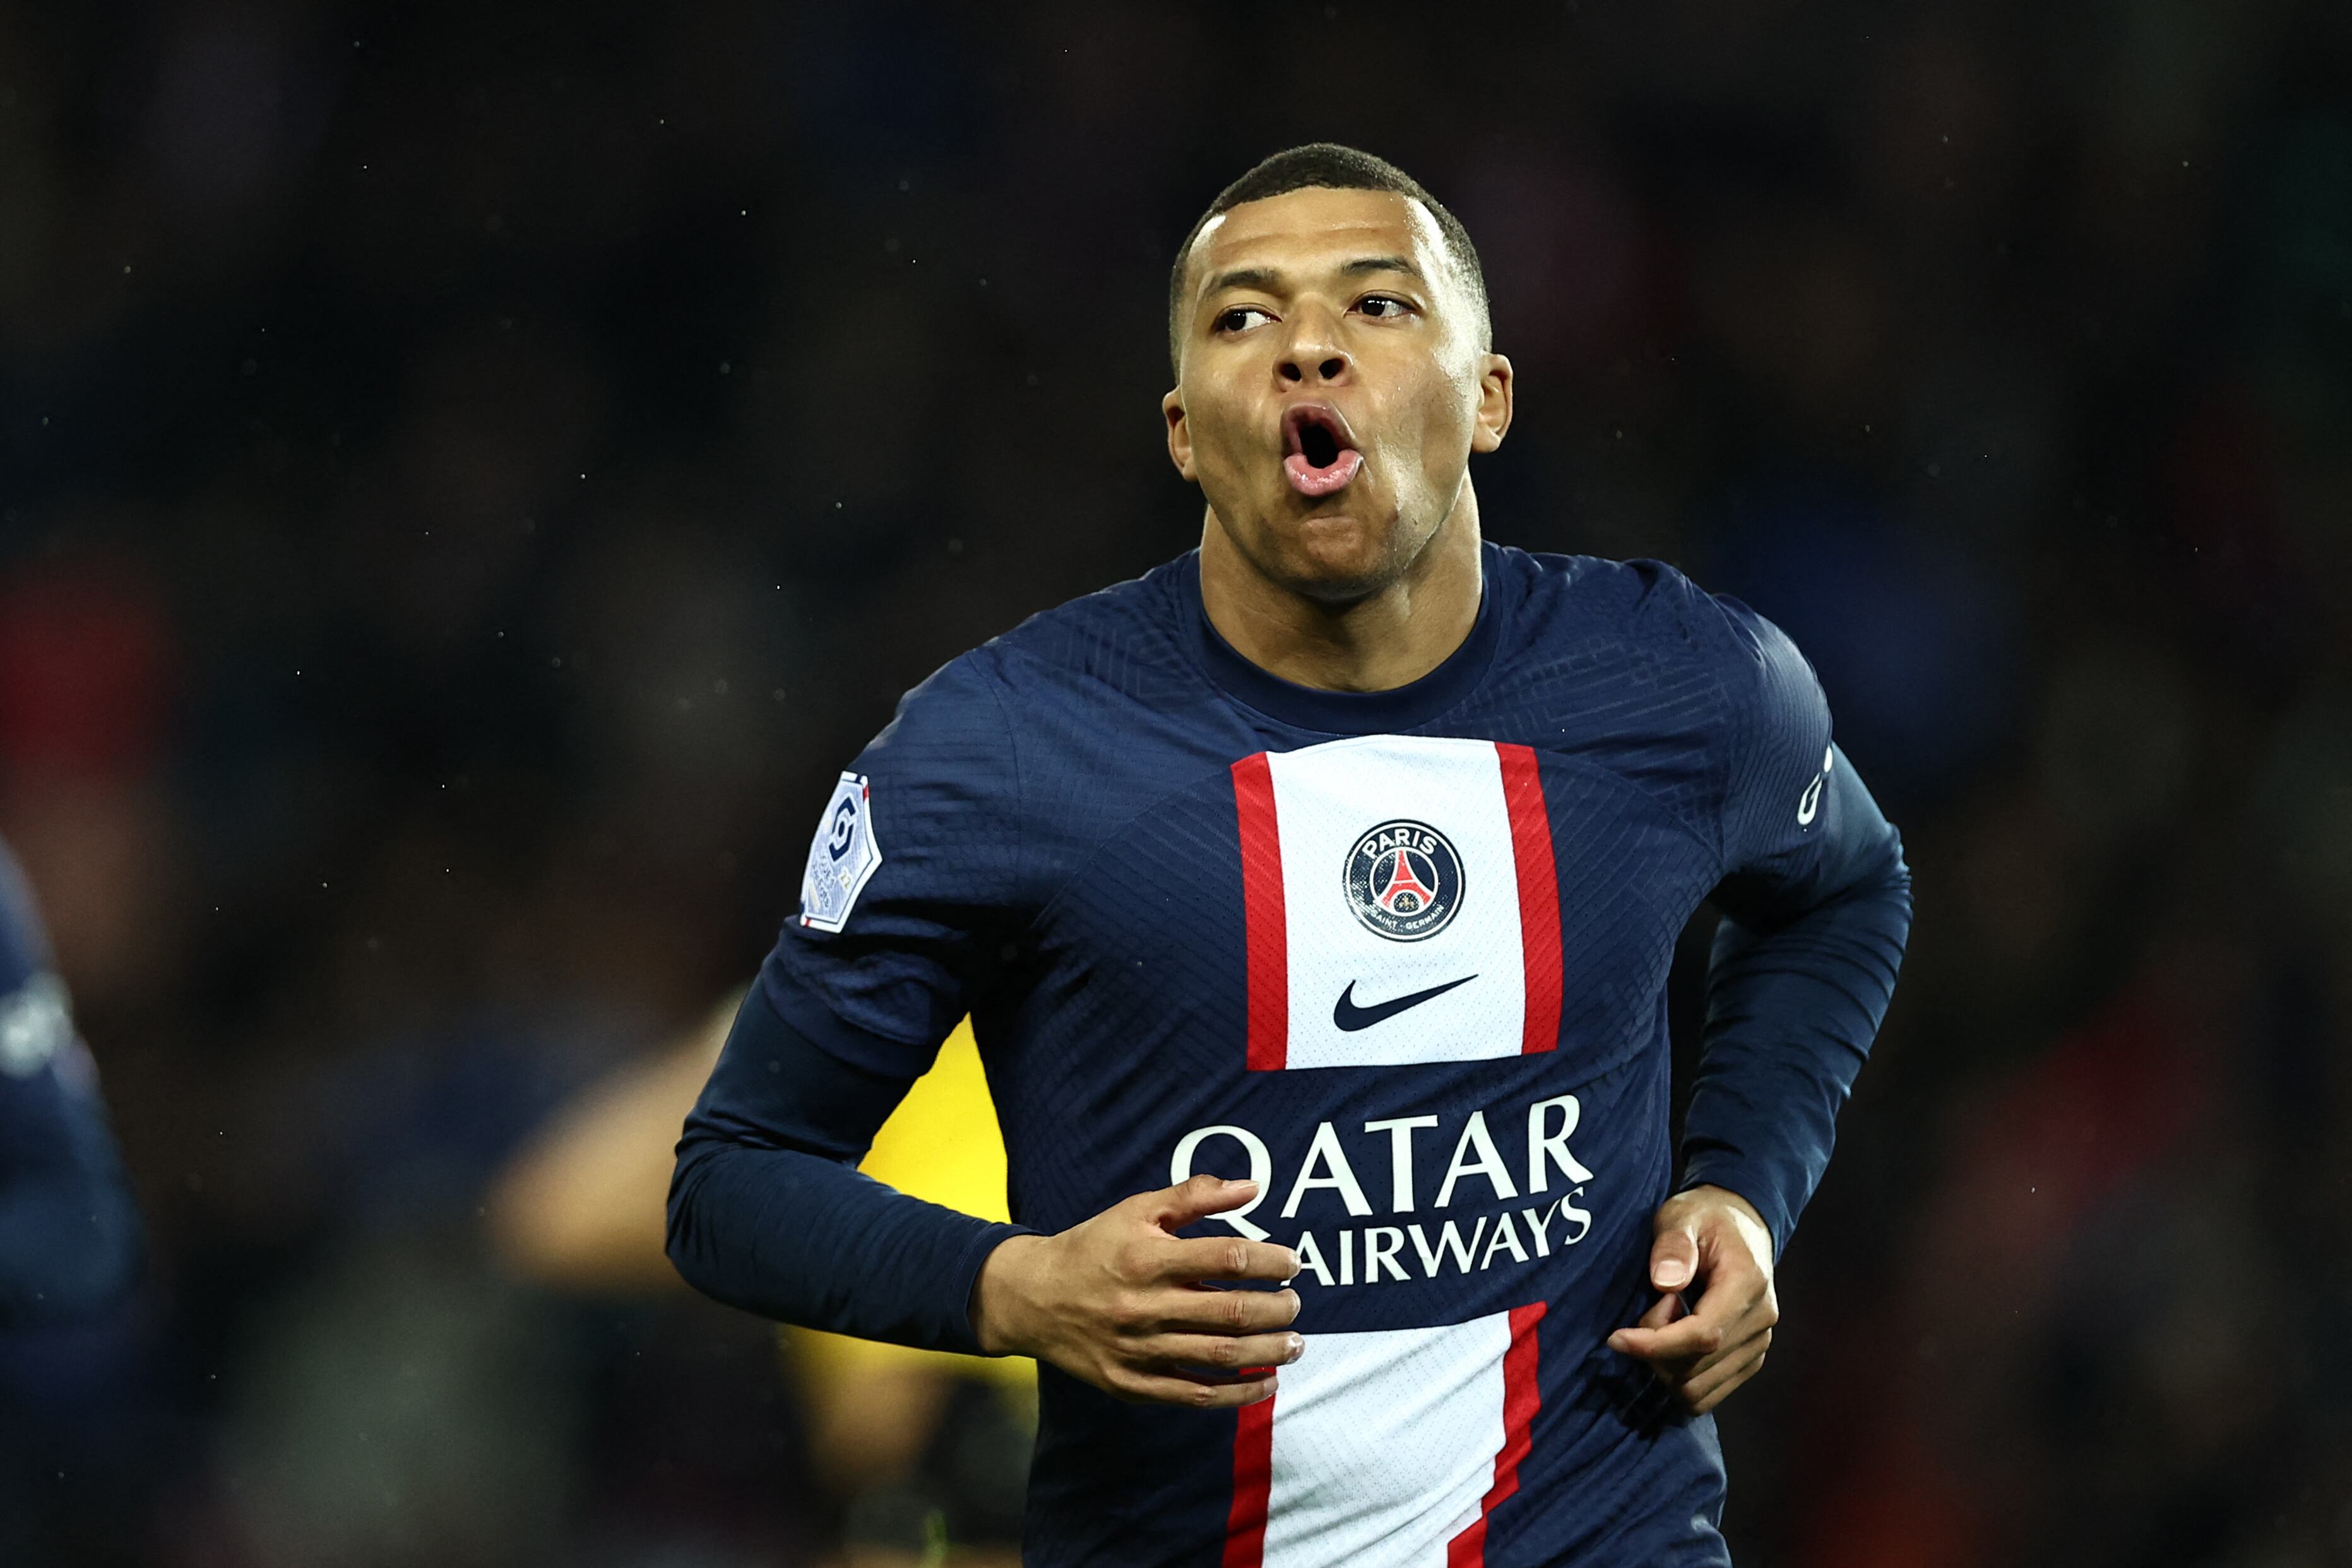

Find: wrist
[968,1232,1048,1356]
[1672,1183,1776,1265]
[1680,1182,1765,1230]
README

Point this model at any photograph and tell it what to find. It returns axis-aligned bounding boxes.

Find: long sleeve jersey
[670,544,1911,1567]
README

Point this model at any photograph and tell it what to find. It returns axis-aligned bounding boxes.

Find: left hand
[1606,1185,1778,1415]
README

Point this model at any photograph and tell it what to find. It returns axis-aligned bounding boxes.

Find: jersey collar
[1180,543,1506,735]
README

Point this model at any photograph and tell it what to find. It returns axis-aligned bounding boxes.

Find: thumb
[1152,1172,1260,1228]
[1649,1214,1700,1293]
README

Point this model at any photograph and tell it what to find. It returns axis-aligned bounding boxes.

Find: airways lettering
[1280,1196,1593,1290]
[1408,1216,1485,1276]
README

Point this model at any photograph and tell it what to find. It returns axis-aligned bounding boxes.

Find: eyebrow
[1338,254,1423,281]
[1200,254,1428,301]
[1201,264,1282,297]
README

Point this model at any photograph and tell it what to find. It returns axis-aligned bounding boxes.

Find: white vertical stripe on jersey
[1259,1310,1510,1568]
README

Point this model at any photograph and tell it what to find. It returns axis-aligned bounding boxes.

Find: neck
[1198,483,1485,693]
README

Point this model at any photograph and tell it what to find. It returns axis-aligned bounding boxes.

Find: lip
[1280,400,1366,498]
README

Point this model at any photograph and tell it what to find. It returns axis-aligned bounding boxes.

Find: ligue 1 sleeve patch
[799,772,883,932]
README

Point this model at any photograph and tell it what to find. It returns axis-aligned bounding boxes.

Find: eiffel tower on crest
[1376,848,1440,916]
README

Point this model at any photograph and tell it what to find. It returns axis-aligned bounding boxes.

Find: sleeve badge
[799,772,883,932]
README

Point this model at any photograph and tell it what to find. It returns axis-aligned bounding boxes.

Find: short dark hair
[1167,143,1489,371]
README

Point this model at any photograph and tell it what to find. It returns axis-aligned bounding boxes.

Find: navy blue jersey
[0,841,141,1327]
[672,543,1910,1568]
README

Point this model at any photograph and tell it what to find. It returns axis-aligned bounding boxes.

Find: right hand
[968,1173,1304,1408]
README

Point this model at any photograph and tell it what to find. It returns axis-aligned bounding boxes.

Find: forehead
[1185,186,1453,299]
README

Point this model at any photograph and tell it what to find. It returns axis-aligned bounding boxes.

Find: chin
[1277,514,1409,602]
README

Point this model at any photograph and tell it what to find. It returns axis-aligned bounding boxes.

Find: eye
[1215,306,1275,333]
[1357,294,1415,319]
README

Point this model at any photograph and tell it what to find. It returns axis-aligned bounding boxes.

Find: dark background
[2,1,2349,1563]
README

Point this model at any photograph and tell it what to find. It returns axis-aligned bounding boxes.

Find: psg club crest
[1342,819,1465,942]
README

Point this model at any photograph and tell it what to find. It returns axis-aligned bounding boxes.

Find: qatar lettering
[1167,1093,1598,1285]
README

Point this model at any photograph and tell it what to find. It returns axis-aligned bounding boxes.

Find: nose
[1278,307,1351,387]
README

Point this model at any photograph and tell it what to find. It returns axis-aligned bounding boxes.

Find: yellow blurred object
[787,1019,1036,1401]
[864,1017,1013,1223]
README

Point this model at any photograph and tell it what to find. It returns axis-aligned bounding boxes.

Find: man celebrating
[669,145,1910,1565]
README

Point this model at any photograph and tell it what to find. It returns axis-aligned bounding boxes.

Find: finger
[1688,1343,1770,1416]
[1146,1284,1302,1336]
[1607,1312,1721,1367]
[1134,1330,1305,1375]
[1682,1319,1773,1386]
[1145,1173,1265,1230]
[1112,1370,1278,1410]
[1160,1234,1300,1285]
[1605,1288,1695,1360]
[1682,1331,1769,1406]
[1675,1266,1771,1363]
[1649,1216,1701,1293]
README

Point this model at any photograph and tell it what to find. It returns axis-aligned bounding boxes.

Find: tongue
[1283,448,1364,497]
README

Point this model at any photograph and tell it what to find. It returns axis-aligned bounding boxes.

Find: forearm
[666,1138,1026,1353]
[1681,814,1911,1254]
[663,982,1031,1354]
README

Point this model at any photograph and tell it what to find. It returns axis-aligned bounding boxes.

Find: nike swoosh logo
[1333,974,1478,1032]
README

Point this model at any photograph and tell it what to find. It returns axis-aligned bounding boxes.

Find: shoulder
[857,651,1014,790]
[977,555,1199,704]
[1499,546,1815,711]
[870,555,1196,756]
[854,559,1196,824]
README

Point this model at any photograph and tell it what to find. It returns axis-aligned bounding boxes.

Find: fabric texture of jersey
[698,544,1911,1567]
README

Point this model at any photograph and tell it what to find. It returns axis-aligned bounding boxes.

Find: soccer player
[668,144,1911,1565]
[0,839,141,1327]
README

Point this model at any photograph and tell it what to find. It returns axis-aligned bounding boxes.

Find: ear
[1470,352,1514,454]
[1163,386,1197,481]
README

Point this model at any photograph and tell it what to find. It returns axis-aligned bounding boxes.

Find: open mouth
[1281,403,1365,498]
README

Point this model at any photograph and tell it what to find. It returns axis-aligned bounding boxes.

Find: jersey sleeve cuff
[942,1219,1038,1357]
[1673,1159,1794,1263]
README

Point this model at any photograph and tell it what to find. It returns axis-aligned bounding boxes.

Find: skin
[1608,1185,1781,1415]
[973,1174,1303,1408]
[1168,185,1506,690]
[971,184,1779,1416]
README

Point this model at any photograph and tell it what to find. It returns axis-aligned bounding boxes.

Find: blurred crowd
[0,1,2347,1564]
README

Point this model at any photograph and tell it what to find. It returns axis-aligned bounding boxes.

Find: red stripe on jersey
[1497,744,1561,1055]
[1232,752,1288,1072]
[1446,1302,1546,1568]
[1223,1391,1276,1568]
